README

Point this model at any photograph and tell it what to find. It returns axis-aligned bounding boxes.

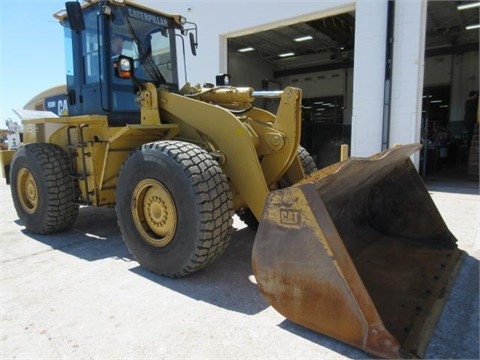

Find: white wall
[352,0,428,163]
[350,0,388,156]
[389,0,428,162]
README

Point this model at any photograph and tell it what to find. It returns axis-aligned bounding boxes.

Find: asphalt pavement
[0,179,478,359]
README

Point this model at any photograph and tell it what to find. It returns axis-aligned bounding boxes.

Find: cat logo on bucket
[279,209,301,226]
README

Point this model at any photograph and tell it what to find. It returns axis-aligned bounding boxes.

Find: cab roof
[53,0,185,28]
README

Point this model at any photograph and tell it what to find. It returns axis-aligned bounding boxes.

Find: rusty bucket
[252,144,464,358]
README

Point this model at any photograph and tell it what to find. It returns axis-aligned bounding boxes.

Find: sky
[0,0,67,128]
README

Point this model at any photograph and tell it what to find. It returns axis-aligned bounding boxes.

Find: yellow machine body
[10,83,303,214]
[0,1,464,358]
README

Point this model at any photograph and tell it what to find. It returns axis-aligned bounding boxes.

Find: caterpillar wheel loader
[0,1,464,358]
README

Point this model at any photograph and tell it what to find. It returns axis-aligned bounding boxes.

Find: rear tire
[116,141,233,277]
[297,145,317,177]
[10,143,79,234]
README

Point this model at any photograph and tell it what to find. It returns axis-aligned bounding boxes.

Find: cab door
[65,6,109,116]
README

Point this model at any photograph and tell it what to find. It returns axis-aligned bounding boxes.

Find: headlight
[114,55,134,79]
[119,58,131,72]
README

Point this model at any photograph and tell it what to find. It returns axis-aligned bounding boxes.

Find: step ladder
[67,124,92,205]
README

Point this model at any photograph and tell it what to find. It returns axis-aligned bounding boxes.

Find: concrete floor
[0,179,478,359]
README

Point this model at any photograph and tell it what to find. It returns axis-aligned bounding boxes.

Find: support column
[389,0,428,167]
[351,0,388,157]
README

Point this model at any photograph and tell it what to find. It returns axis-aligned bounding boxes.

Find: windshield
[110,5,178,86]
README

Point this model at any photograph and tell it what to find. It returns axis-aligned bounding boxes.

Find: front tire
[10,143,79,234]
[116,141,233,277]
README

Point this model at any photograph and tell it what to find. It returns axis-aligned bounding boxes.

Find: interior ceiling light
[457,2,480,10]
[238,47,255,52]
[279,52,295,58]
[466,24,480,30]
[294,35,313,42]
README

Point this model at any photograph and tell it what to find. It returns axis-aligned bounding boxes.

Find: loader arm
[157,87,302,219]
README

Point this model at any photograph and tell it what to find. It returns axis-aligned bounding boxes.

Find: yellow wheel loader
[0,1,464,358]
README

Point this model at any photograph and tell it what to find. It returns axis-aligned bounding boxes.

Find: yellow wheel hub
[132,179,177,247]
[17,168,38,214]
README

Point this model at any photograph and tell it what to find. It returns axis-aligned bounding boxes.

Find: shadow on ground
[19,206,130,262]
[129,226,269,315]
[19,206,268,315]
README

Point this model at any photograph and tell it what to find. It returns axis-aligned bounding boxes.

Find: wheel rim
[132,179,177,247]
[17,168,38,214]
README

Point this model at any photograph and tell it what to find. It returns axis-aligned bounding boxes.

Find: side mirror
[114,56,134,79]
[189,32,197,56]
[65,1,85,31]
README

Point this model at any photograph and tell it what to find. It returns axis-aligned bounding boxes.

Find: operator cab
[57,1,193,126]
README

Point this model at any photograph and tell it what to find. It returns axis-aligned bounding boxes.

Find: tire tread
[118,140,233,277]
[11,143,79,234]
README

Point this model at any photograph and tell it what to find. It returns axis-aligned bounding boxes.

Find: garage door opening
[422,0,479,183]
[227,11,355,169]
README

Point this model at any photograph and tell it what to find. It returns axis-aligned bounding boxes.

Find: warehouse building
[155,0,479,180]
